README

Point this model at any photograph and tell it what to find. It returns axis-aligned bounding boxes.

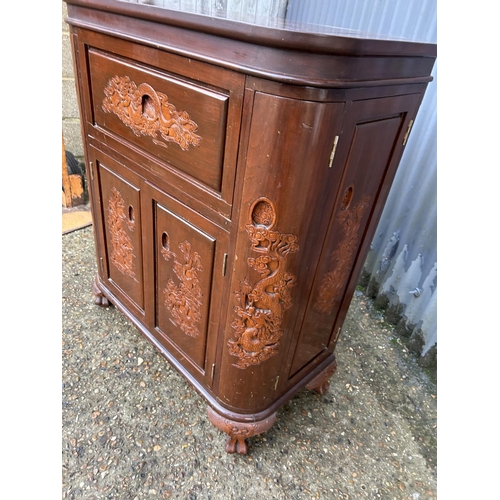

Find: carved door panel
[288,93,423,378]
[143,182,229,388]
[217,90,345,412]
[89,146,146,319]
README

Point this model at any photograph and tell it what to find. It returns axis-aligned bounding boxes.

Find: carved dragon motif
[228,198,299,369]
[102,75,201,151]
[161,237,203,338]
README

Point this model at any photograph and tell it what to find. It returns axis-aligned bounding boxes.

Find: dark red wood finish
[65,0,436,454]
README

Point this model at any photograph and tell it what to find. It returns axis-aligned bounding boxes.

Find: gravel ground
[62,226,437,500]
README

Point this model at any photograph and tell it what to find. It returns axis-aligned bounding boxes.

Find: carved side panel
[228,198,299,369]
[289,100,416,378]
[102,75,201,151]
[314,193,372,315]
[161,236,203,338]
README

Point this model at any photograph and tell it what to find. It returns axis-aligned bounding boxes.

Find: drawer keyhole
[141,94,156,119]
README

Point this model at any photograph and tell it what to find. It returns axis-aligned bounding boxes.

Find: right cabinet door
[288,93,423,377]
[142,181,230,390]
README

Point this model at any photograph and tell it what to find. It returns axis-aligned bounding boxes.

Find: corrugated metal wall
[287,0,437,366]
[134,0,289,24]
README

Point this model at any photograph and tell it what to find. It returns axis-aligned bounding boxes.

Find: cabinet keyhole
[341,186,354,210]
[162,232,170,251]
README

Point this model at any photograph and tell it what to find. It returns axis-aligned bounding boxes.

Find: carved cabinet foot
[207,407,277,455]
[92,277,111,307]
[306,358,337,395]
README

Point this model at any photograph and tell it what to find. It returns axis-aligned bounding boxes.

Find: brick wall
[62,3,84,161]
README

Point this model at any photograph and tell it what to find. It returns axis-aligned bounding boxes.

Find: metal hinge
[222,253,228,276]
[273,375,280,390]
[89,161,94,181]
[402,120,414,146]
[328,136,339,168]
[211,363,216,381]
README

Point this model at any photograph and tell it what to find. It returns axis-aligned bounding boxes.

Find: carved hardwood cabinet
[65,0,436,454]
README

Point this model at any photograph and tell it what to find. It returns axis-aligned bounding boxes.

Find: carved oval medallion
[250,197,276,228]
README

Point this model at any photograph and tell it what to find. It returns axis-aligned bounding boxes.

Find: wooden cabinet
[65,0,436,454]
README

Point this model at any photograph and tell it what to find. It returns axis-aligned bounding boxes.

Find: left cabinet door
[89,146,146,320]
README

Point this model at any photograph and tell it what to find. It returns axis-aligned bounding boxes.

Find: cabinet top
[65,0,436,87]
[65,0,436,56]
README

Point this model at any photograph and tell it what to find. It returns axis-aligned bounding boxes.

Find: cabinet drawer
[88,48,230,194]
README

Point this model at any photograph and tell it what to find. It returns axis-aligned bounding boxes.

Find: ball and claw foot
[93,277,111,307]
[207,407,277,455]
[306,358,337,395]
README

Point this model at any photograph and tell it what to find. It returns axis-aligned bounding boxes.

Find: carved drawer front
[88,48,232,195]
[289,94,422,377]
[93,152,145,316]
[144,182,229,386]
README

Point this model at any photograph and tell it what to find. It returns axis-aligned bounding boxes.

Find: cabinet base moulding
[206,406,277,455]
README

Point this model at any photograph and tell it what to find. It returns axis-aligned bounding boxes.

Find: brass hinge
[273,375,280,390]
[328,136,339,168]
[211,363,216,381]
[99,257,104,274]
[402,120,414,146]
[89,161,94,181]
[222,253,228,276]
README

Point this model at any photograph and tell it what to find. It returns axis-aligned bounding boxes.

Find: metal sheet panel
[287,0,437,361]
[147,0,289,24]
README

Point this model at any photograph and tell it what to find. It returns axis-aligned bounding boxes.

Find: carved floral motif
[161,237,203,338]
[228,198,299,369]
[314,193,372,314]
[102,75,201,151]
[107,187,136,279]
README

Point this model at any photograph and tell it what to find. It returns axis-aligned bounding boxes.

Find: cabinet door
[143,182,229,388]
[89,146,146,319]
[288,93,423,377]
[217,91,345,412]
